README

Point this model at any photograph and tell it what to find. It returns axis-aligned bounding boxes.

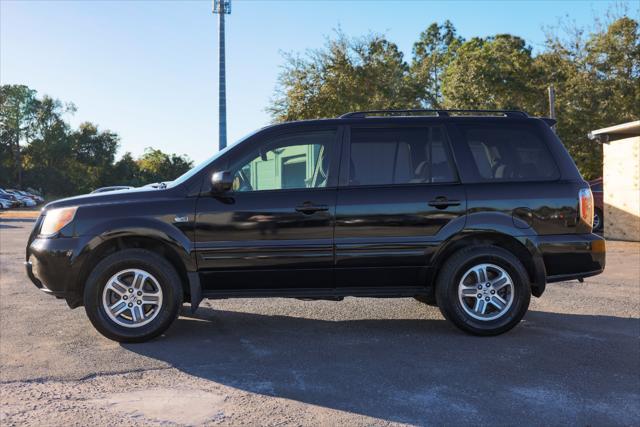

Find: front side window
[230,130,335,192]
[459,124,560,182]
[348,127,457,186]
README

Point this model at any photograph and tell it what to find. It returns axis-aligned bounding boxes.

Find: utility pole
[213,0,231,150]
[548,85,557,133]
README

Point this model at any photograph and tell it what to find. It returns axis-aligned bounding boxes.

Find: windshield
[167,130,262,188]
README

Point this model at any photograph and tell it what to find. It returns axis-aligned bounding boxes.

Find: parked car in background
[589,178,603,232]
[5,189,37,207]
[18,190,44,204]
[0,195,20,209]
[8,189,43,205]
[25,109,605,342]
[24,188,45,204]
[91,186,134,194]
[0,189,23,207]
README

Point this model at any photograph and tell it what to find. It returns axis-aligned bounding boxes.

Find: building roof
[588,121,640,143]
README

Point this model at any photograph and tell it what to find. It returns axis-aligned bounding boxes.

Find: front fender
[75,217,197,272]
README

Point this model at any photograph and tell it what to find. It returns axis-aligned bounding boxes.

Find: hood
[43,186,171,211]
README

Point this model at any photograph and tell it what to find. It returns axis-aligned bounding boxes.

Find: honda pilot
[25,109,605,342]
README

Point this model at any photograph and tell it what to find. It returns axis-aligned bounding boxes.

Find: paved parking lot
[1,219,639,426]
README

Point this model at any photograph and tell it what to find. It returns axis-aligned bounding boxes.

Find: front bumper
[25,236,84,306]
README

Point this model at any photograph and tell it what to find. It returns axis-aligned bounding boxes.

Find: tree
[69,122,120,193]
[441,34,543,112]
[411,20,464,108]
[269,31,419,121]
[537,16,640,178]
[111,152,141,187]
[1,84,194,196]
[268,16,638,179]
[137,148,193,184]
[0,85,39,187]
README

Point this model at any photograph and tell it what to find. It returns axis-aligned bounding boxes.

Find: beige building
[589,121,640,241]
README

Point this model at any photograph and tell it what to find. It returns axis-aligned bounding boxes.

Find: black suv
[25,110,605,342]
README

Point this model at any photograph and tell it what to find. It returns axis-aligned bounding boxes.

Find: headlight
[40,207,77,237]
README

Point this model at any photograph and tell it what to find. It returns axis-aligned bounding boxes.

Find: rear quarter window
[457,123,560,182]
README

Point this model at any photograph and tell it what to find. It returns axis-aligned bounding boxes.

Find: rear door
[335,124,467,287]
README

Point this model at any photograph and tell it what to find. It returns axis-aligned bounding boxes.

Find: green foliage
[0,86,193,197]
[269,16,640,180]
[411,20,463,108]
[442,35,544,112]
[268,31,420,121]
[137,148,194,184]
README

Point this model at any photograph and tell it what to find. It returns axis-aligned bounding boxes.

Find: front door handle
[295,203,329,214]
[428,197,461,209]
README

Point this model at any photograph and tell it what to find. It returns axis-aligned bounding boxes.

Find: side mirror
[211,171,233,193]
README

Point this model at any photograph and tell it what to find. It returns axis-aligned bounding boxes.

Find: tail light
[578,188,594,229]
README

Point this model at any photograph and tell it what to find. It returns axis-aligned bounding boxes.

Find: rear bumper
[533,233,605,283]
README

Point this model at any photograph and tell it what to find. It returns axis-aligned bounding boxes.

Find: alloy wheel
[101,268,163,328]
[458,263,514,321]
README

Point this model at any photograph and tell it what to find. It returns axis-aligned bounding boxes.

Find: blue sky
[1,0,629,163]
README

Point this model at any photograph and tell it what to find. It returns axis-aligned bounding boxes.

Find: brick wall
[603,136,640,241]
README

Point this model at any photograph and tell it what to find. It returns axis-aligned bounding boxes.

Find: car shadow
[0,218,36,223]
[0,224,21,229]
[123,306,640,425]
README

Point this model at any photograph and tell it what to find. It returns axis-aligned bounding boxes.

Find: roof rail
[339,109,529,119]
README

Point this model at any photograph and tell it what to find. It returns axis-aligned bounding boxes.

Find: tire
[435,246,531,336]
[84,249,183,343]
[593,208,603,232]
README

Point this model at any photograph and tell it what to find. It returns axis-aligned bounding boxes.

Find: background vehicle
[589,178,604,232]
[16,189,44,204]
[7,189,43,205]
[25,109,605,342]
[0,196,18,209]
[5,190,37,207]
[0,189,23,207]
[90,186,134,194]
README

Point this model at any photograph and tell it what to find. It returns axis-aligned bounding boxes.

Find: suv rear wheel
[436,246,531,335]
[84,249,183,343]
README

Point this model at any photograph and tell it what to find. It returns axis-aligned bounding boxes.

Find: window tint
[459,124,559,181]
[230,131,334,192]
[349,127,456,186]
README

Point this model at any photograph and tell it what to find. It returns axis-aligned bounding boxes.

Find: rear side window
[348,127,457,186]
[458,124,559,182]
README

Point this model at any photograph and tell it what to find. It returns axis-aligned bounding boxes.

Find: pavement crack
[0,365,174,385]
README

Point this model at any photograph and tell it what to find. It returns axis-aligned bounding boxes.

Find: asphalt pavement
[1,219,639,426]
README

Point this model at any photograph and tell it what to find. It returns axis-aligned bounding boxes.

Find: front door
[335,125,467,287]
[195,128,340,291]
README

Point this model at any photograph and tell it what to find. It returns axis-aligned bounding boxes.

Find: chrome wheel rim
[458,263,514,321]
[593,212,601,230]
[102,269,163,328]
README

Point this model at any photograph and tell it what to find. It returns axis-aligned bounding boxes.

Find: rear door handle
[428,197,461,209]
[295,203,329,214]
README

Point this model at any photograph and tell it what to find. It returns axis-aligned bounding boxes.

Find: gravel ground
[1,219,639,426]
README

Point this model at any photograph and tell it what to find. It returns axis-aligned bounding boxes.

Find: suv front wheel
[436,246,531,335]
[84,249,183,342]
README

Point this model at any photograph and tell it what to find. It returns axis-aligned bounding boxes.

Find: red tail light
[579,188,594,229]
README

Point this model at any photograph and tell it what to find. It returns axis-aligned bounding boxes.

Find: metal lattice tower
[213,0,231,150]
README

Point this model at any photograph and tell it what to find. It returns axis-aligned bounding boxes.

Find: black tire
[593,208,604,232]
[435,246,531,336]
[84,249,183,343]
